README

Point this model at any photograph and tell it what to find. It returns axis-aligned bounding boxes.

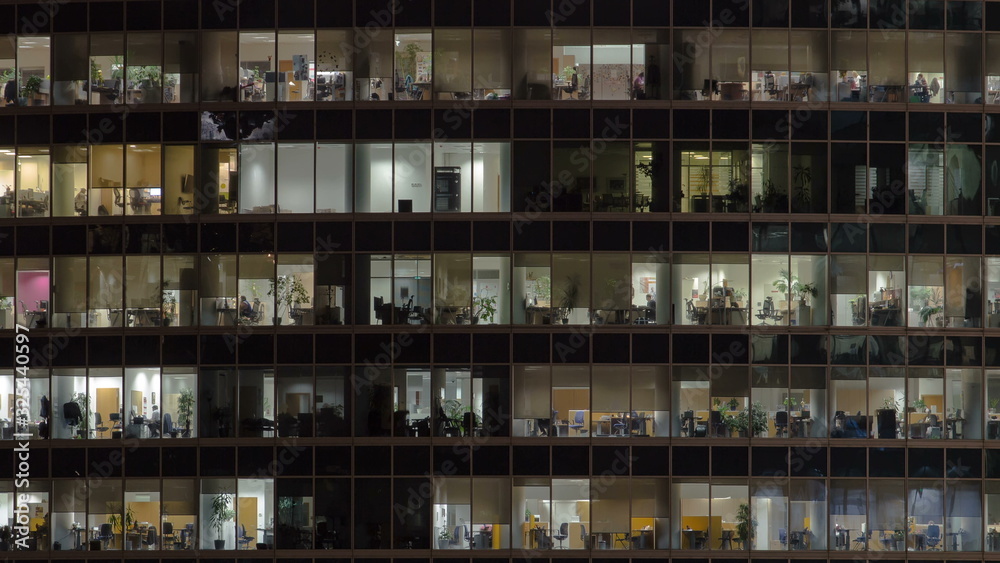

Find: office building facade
[6,0,1000,559]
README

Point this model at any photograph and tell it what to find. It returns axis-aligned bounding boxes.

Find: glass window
[592,142,630,213]
[239,143,275,214]
[316,30,353,101]
[712,29,749,101]
[89,256,124,328]
[162,368,196,437]
[199,146,238,214]
[276,254,314,326]
[198,254,236,326]
[435,254,472,325]
[631,29,668,101]
[513,253,551,325]
[163,145,195,215]
[89,33,123,106]
[869,255,905,327]
[471,477,510,548]
[278,32,314,102]
[512,366,551,437]
[635,141,669,212]
[791,30,828,101]
[123,479,161,549]
[829,479,866,548]
[394,366,430,437]
[200,479,237,549]
[394,31,432,101]
[316,143,352,212]
[236,368,274,437]
[90,145,124,216]
[673,366,710,437]
[592,29,631,101]
[987,33,1000,103]
[276,367,312,437]
[512,478,550,548]
[125,256,161,328]
[513,29,552,100]
[870,367,905,439]
[354,365,391,437]
[592,253,631,325]
[17,36,50,107]
[435,29,471,100]
[672,254,710,326]
[673,30,710,100]
[202,32,238,102]
[88,477,123,548]
[238,254,275,325]
[125,144,161,215]
[52,34,88,106]
[752,143,789,213]
[790,479,826,549]
[831,367,868,438]
[831,31,866,102]
[18,258,50,329]
[791,143,828,213]
[909,144,944,214]
[632,366,669,436]
[395,143,432,212]
[355,29,392,101]
[553,254,590,325]
[16,148,48,218]
[869,30,906,102]
[947,481,981,550]
[947,144,982,215]
[673,481,709,548]
[127,32,163,104]
[51,255,83,331]
[752,479,788,550]
[908,480,944,550]
[277,143,314,213]
[164,32,197,103]
[909,256,943,327]
[316,366,349,437]
[52,146,87,217]
[631,253,667,325]
[432,143,472,213]
[355,143,393,213]
[0,36,14,108]
[751,30,789,102]
[712,254,750,327]
[946,32,982,104]
[473,29,511,100]
[239,32,276,102]
[908,31,945,103]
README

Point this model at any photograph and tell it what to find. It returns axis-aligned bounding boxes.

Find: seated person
[239,295,253,318]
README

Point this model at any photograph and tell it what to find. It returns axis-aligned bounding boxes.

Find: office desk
[682,529,707,549]
[217,306,238,326]
[522,524,549,549]
[24,310,46,328]
[127,308,162,327]
[834,529,851,550]
[947,531,962,551]
[631,529,653,549]
[708,306,748,325]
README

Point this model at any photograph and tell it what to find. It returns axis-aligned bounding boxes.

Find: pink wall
[17,271,48,313]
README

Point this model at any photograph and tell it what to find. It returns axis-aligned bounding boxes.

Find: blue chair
[568,411,587,436]
[926,523,941,550]
[779,528,787,547]
[613,414,627,436]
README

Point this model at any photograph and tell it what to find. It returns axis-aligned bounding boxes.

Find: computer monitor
[149,188,162,197]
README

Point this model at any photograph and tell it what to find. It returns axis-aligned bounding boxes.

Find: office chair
[613,414,627,436]
[553,523,569,549]
[237,524,254,549]
[580,523,589,548]
[681,410,695,437]
[779,528,787,548]
[92,411,108,438]
[569,410,587,435]
[163,412,177,438]
[374,297,386,324]
[756,296,783,325]
[142,526,158,550]
[97,523,114,550]
[774,410,789,438]
[925,523,941,550]
[162,521,176,549]
[853,529,870,550]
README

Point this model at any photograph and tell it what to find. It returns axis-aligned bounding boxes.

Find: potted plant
[732,288,748,308]
[210,492,236,550]
[914,286,944,327]
[438,528,452,549]
[911,398,927,412]
[20,74,42,106]
[727,401,768,438]
[177,387,195,438]
[773,269,818,326]
[782,397,798,411]
[472,294,498,325]
[556,274,582,324]
[161,283,177,326]
[791,164,813,212]
[990,397,999,414]
[72,392,92,438]
[107,504,136,549]
[892,529,905,550]
[735,502,756,549]
[268,275,311,325]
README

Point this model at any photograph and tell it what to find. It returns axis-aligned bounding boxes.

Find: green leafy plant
[107,504,136,535]
[72,392,92,437]
[557,274,582,321]
[911,398,927,411]
[559,65,577,82]
[177,387,195,434]
[990,398,1000,411]
[782,396,798,410]
[735,502,756,548]
[439,528,452,540]
[792,165,813,211]
[473,294,498,324]
[269,275,311,320]
[19,74,42,99]
[773,269,818,304]
[727,401,768,437]
[210,492,236,542]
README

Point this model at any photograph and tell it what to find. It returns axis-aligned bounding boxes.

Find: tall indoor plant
[210,492,236,550]
[735,502,756,549]
[269,275,311,325]
[177,387,195,437]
